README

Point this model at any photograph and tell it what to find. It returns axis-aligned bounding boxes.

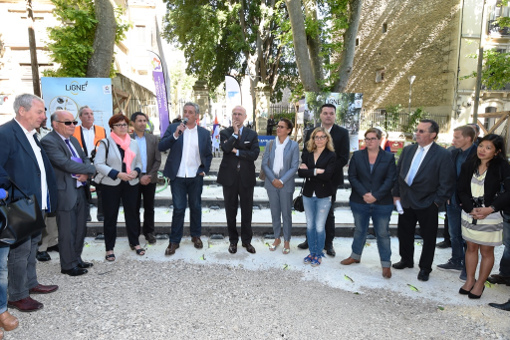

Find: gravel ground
[7,236,510,340]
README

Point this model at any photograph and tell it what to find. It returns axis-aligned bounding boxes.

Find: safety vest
[72,125,106,157]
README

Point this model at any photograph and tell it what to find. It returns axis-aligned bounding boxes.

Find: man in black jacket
[217,106,260,254]
[298,103,350,256]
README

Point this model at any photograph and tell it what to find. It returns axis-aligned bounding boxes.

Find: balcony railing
[488,19,510,36]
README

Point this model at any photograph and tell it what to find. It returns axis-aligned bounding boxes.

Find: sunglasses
[57,121,78,126]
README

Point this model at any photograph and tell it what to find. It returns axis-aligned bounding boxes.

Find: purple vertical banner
[153,67,170,135]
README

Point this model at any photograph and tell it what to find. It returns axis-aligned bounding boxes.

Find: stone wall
[346,0,461,115]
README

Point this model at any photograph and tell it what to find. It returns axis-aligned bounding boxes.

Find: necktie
[407,147,424,185]
[65,139,78,157]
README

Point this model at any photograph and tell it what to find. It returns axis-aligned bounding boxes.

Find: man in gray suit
[130,112,161,244]
[41,111,97,276]
[392,119,455,281]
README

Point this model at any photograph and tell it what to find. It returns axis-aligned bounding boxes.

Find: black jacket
[348,148,396,205]
[457,157,510,214]
[298,148,336,198]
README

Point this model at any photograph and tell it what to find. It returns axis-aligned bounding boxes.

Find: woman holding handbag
[261,118,299,254]
[458,134,510,299]
[298,127,336,266]
[94,114,143,261]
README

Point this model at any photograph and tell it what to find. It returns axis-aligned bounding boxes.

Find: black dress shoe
[242,243,256,254]
[36,251,51,262]
[488,299,510,311]
[78,262,93,269]
[97,214,104,222]
[487,274,510,285]
[392,261,414,269]
[417,269,430,281]
[145,233,157,245]
[325,245,336,257]
[61,267,88,276]
[228,243,237,254]
[297,240,309,249]
[436,240,451,248]
[47,245,59,252]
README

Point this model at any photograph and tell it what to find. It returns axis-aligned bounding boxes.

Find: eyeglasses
[414,129,429,134]
[113,123,128,128]
[57,121,78,126]
[276,125,287,129]
[314,135,327,140]
[365,137,378,141]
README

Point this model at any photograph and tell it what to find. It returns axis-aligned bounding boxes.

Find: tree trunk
[285,0,319,92]
[332,0,363,92]
[26,0,41,96]
[87,0,116,78]
[304,0,323,84]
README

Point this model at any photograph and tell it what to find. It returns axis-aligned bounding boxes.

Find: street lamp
[408,75,416,115]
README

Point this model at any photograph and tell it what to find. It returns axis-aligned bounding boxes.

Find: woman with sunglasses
[94,114,143,261]
[298,127,336,266]
[261,118,299,254]
[457,134,510,299]
[340,128,396,278]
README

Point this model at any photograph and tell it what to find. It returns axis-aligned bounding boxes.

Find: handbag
[0,179,46,246]
[258,140,274,181]
[293,179,305,212]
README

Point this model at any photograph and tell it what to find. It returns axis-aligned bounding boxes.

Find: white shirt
[15,119,48,209]
[176,125,201,178]
[81,125,96,158]
[405,142,433,184]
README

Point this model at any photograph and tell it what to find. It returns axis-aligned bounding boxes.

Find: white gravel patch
[8,236,510,339]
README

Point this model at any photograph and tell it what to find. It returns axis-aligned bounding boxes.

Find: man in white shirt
[0,93,59,313]
[158,103,213,255]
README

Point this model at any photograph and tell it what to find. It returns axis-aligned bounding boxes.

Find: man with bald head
[0,93,58,313]
[217,105,260,254]
[41,111,96,276]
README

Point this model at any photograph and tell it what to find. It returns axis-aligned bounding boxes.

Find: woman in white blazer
[95,114,143,261]
[262,118,300,254]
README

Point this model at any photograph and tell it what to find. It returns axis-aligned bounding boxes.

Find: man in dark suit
[298,103,350,256]
[41,111,97,276]
[0,93,59,313]
[217,105,260,254]
[437,126,476,278]
[131,112,161,245]
[159,103,212,255]
[392,119,455,281]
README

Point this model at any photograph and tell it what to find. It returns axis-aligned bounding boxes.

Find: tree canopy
[44,0,129,78]
[162,0,362,102]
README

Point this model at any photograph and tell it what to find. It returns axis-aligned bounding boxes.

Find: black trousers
[397,203,439,272]
[137,182,156,235]
[223,173,254,244]
[101,182,140,251]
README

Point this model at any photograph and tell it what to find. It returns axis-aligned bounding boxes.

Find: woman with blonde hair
[298,127,336,266]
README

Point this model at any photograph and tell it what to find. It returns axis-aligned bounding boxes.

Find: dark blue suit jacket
[0,119,57,213]
[158,123,213,181]
[348,148,396,205]
[392,142,455,209]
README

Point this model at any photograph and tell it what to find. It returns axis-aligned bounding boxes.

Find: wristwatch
[490,205,497,213]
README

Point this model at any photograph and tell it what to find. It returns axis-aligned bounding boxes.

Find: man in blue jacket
[159,102,212,255]
[0,93,59,313]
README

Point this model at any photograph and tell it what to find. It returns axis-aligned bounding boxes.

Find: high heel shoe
[269,239,280,251]
[459,285,474,295]
[468,286,485,299]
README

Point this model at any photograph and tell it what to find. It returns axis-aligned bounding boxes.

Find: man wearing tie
[159,103,212,255]
[41,111,97,276]
[217,106,260,254]
[392,119,455,281]
[0,93,59,313]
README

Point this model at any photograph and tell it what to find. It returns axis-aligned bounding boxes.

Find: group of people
[0,92,509,340]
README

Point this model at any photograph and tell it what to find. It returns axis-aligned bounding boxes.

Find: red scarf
[110,132,135,173]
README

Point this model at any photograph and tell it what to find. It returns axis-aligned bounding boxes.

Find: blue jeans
[0,246,9,313]
[170,176,203,244]
[499,213,510,277]
[446,203,464,265]
[303,196,331,256]
[350,201,393,268]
